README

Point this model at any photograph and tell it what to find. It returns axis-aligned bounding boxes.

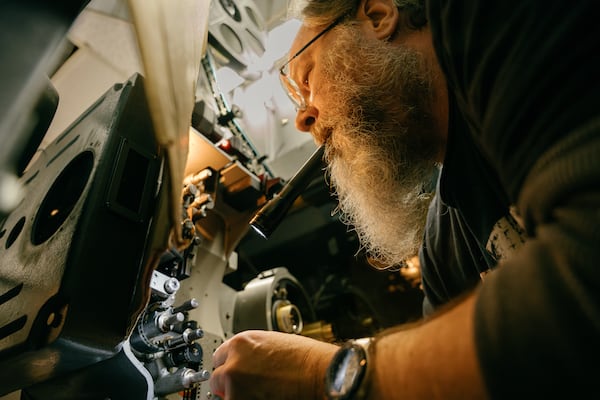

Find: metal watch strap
[352,337,375,400]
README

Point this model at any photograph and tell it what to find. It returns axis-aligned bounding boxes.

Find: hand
[209,330,339,400]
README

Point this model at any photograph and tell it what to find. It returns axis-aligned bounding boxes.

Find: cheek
[312,87,340,124]
[309,68,332,107]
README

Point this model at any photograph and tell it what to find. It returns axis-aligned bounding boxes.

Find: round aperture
[220,23,243,54]
[31,151,94,245]
[219,0,241,22]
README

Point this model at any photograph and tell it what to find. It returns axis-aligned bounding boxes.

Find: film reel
[208,0,267,71]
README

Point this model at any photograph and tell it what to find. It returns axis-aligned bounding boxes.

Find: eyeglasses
[279,14,348,111]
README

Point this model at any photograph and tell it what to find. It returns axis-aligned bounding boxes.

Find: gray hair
[289,0,427,30]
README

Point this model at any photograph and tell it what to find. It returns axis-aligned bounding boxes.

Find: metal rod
[249,145,325,238]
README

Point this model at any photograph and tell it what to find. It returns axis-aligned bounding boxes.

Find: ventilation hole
[32,151,94,245]
[245,29,265,56]
[244,6,263,30]
[219,0,241,22]
[0,229,5,239]
[220,23,243,54]
[0,315,27,340]
[24,170,39,185]
[0,283,23,306]
[5,217,25,249]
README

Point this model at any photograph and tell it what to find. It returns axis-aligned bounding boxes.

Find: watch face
[327,345,367,399]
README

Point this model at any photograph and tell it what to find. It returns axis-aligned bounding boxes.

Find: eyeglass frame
[279,13,349,111]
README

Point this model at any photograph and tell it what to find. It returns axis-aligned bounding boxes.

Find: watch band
[351,337,375,400]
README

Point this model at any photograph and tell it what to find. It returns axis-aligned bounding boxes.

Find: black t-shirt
[426,0,600,397]
[419,99,520,314]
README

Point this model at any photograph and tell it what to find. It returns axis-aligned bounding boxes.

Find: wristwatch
[325,337,375,400]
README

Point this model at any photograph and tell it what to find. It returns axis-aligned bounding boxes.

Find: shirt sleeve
[427,0,600,397]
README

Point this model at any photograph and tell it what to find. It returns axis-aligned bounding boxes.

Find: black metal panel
[21,346,152,400]
[0,74,165,395]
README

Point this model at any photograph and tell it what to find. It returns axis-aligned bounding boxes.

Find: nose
[294,105,318,132]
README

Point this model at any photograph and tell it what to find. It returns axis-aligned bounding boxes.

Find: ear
[356,0,399,40]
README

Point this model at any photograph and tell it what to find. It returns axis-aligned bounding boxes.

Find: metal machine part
[123,138,316,399]
[232,267,315,334]
[207,0,267,72]
[154,368,210,397]
[129,272,212,399]
[301,321,336,343]
[0,67,282,398]
[200,48,272,178]
[274,300,303,334]
[250,145,326,239]
[0,74,166,397]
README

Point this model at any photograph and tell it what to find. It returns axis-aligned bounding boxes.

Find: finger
[212,339,230,368]
[209,366,226,399]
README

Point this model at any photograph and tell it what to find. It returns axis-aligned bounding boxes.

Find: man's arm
[210,330,339,399]
[209,294,487,400]
[428,0,600,397]
[370,291,487,399]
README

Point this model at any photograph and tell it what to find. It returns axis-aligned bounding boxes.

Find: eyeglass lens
[280,63,306,110]
[278,13,348,111]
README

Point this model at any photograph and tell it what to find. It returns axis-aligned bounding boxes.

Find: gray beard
[327,140,437,268]
[316,24,441,268]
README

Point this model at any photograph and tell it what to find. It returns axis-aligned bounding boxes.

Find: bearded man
[209,0,600,398]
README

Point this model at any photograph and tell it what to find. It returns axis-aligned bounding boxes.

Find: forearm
[306,338,340,398]
[369,291,488,399]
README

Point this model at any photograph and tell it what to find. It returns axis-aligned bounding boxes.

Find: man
[209,0,600,398]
